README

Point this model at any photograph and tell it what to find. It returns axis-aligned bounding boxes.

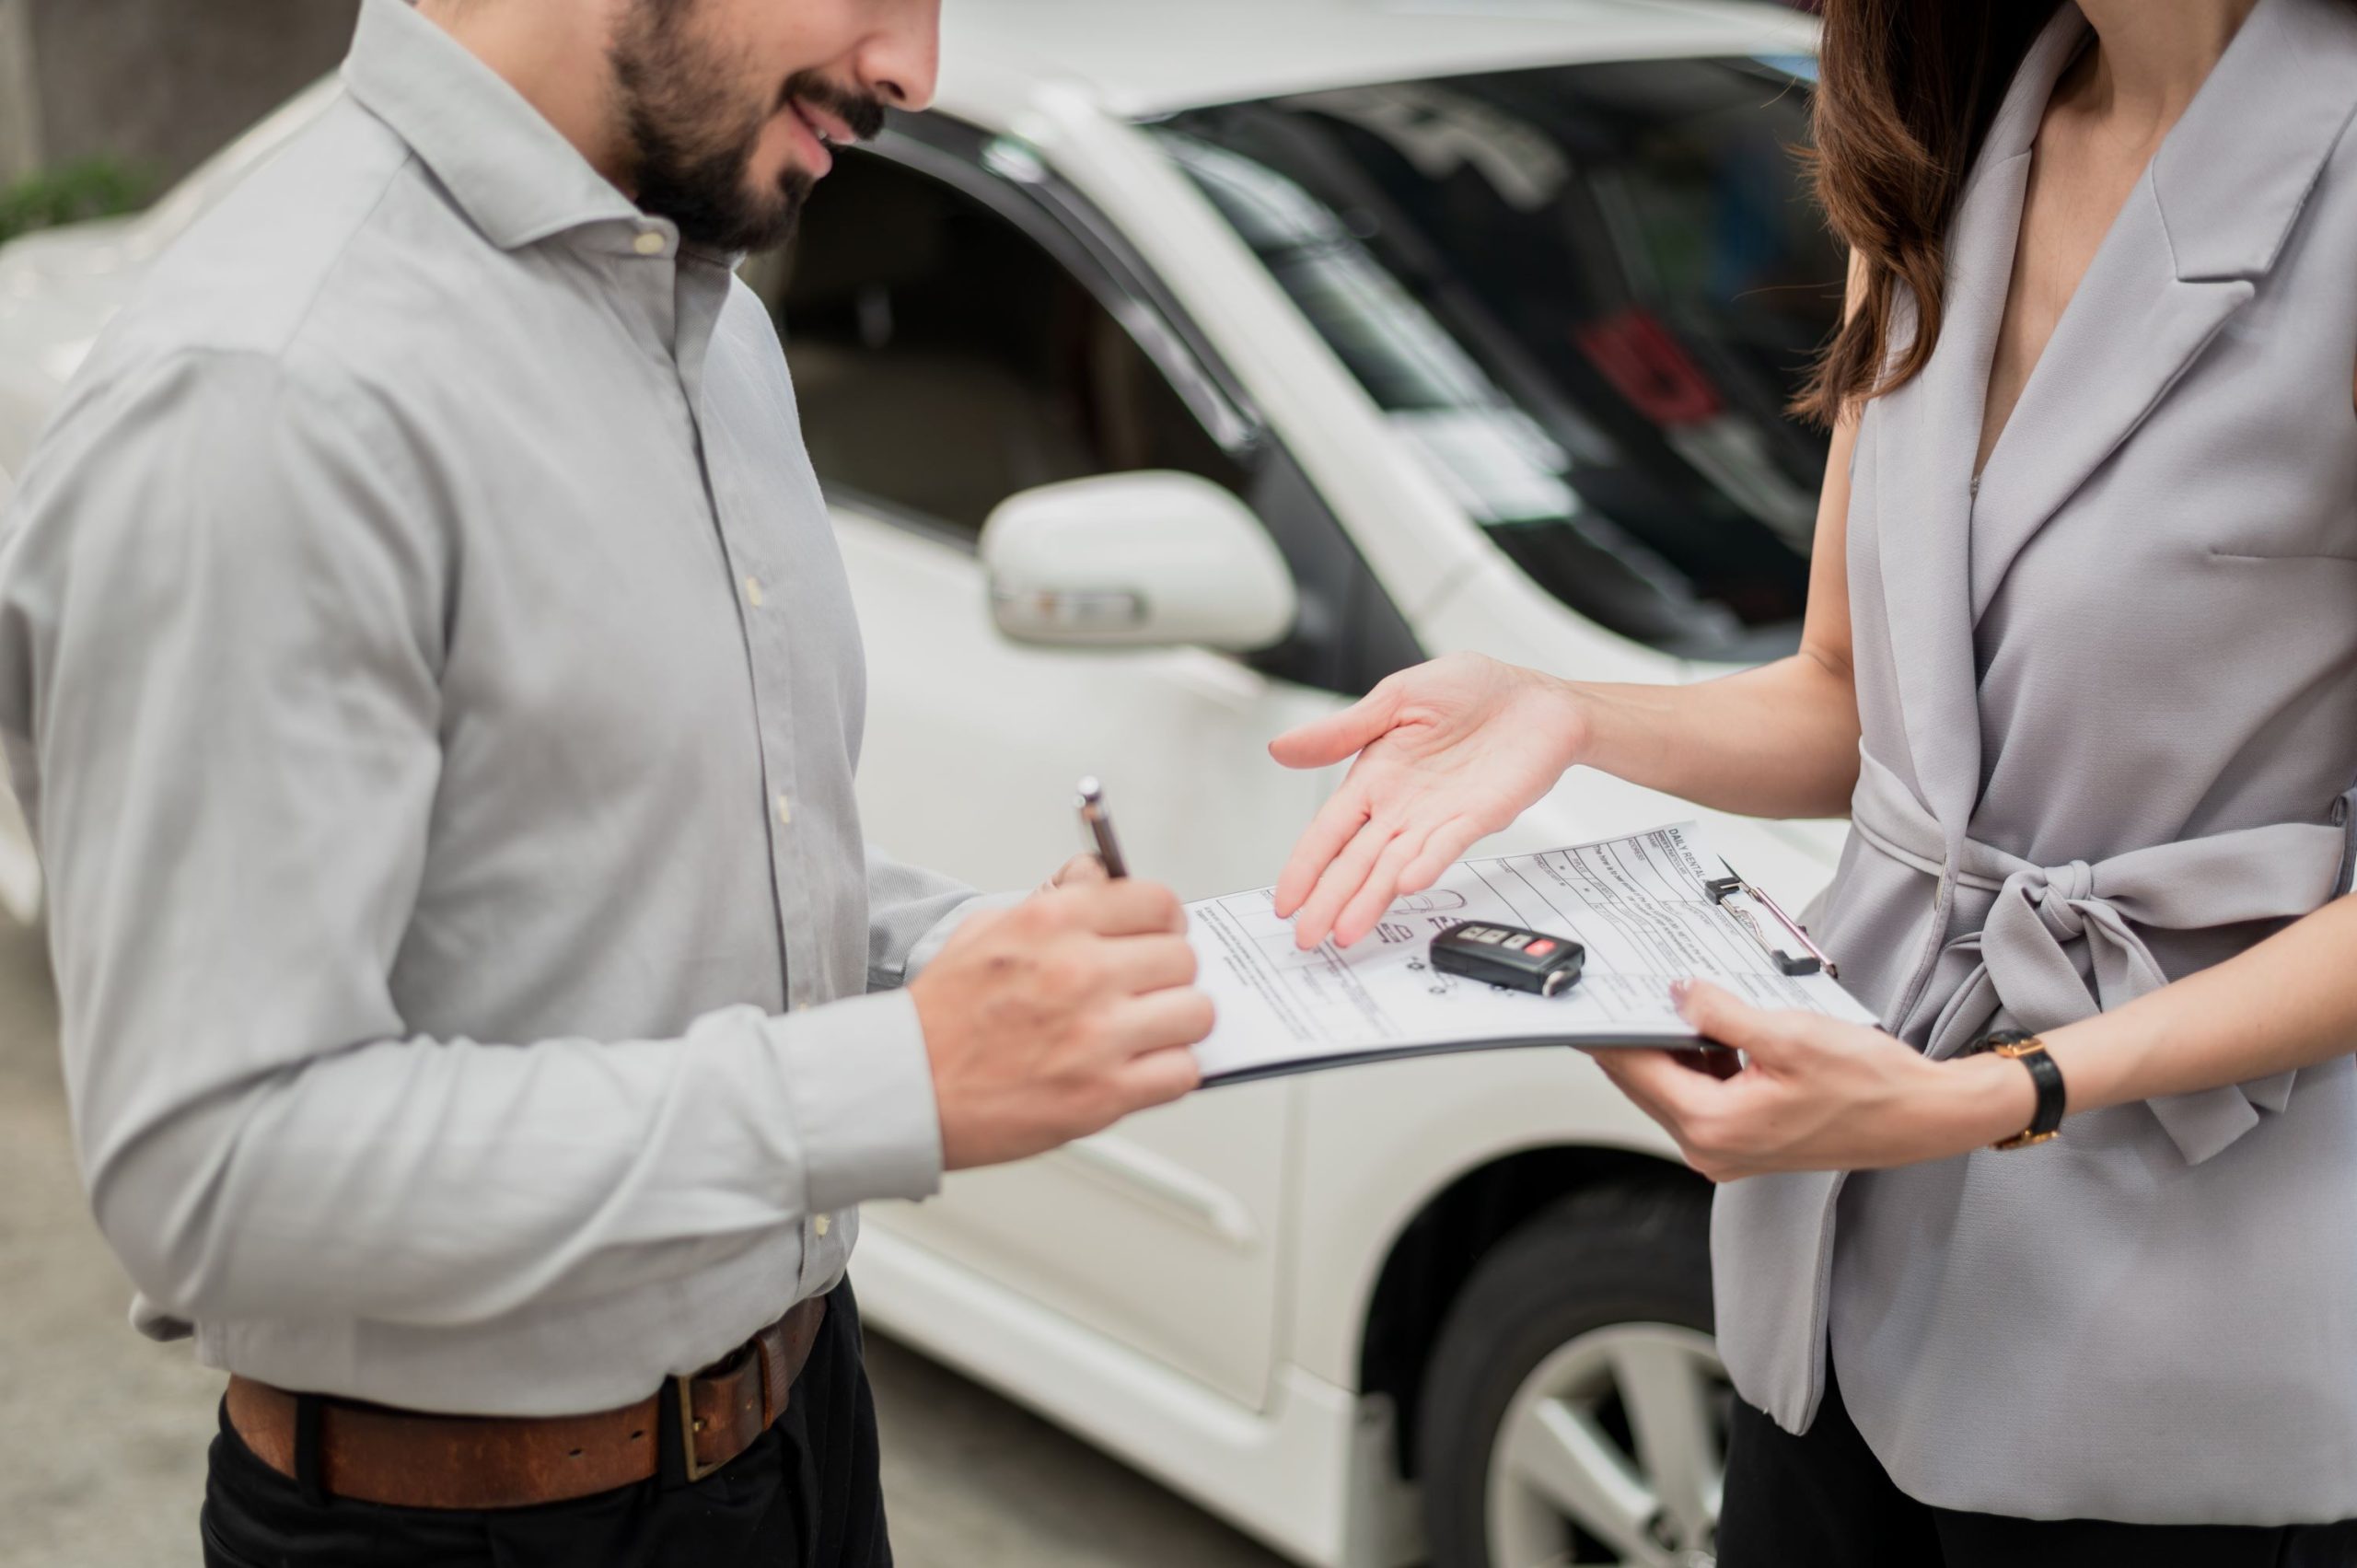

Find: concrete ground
[0,913,1289,1567]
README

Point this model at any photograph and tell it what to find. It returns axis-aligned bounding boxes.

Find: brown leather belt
[225,1295,827,1510]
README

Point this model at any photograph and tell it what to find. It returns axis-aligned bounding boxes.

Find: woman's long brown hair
[1794,1,2063,425]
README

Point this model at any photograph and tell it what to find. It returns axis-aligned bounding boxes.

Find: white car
[0,4,1841,1564]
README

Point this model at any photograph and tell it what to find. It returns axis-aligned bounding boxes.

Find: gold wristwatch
[1965,1028,2067,1150]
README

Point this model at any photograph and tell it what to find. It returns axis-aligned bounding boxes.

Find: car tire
[1417,1183,1726,1568]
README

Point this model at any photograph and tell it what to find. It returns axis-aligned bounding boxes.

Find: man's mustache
[779,72,888,144]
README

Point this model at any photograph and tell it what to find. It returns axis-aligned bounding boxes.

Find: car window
[752,149,1249,539]
[1152,57,1840,664]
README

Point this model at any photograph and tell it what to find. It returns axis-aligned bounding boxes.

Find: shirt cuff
[899,889,1027,982]
[767,990,943,1213]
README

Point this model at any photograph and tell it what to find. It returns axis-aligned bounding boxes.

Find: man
[0,0,1213,1562]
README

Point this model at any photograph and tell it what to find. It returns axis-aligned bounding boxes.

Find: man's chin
[652,175,809,255]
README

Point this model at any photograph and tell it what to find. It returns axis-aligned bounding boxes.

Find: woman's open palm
[1268,654,1583,948]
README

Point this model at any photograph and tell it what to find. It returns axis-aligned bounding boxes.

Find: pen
[1075,776,1129,879]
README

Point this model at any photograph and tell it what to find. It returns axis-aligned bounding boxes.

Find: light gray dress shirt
[0,0,986,1417]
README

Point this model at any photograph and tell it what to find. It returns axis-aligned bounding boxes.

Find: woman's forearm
[2044,892,2357,1114]
[1558,403,1864,823]
[1561,646,1863,821]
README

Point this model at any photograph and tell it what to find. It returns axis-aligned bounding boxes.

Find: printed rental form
[1189,822,1877,1085]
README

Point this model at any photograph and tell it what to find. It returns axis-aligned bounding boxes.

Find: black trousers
[200,1283,889,1568]
[1721,1360,2357,1567]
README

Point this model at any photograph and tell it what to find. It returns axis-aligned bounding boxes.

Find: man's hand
[911,875,1212,1171]
[1039,853,1109,894]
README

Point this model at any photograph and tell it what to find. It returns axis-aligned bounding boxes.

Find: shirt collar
[342,0,654,252]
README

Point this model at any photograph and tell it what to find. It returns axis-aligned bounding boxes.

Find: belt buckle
[673,1374,718,1484]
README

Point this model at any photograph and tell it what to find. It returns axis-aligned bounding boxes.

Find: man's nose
[859,0,942,112]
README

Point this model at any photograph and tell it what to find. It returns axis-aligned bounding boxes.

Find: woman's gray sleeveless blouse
[1713,0,2357,1524]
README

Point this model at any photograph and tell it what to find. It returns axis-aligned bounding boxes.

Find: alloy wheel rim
[1484,1322,1728,1568]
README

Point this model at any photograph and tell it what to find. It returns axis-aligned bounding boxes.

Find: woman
[1269,0,2357,1561]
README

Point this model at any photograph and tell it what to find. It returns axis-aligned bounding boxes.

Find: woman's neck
[2070,0,2262,135]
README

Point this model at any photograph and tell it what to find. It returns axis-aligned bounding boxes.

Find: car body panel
[835,502,1334,1408]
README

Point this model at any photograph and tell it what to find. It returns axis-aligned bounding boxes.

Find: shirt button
[744,575,765,608]
[633,230,667,257]
[813,1214,832,1237]
[774,794,793,827]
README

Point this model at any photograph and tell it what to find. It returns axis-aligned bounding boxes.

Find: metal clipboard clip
[1703,862,1838,979]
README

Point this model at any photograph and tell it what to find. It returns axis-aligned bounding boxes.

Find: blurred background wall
[0,0,359,186]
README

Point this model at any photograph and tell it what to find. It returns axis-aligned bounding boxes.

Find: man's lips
[775,100,830,176]
[781,96,862,177]
[792,96,862,147]
[774,101,831,176]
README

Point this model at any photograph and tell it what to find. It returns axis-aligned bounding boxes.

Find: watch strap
[1969,1028,2066,1150]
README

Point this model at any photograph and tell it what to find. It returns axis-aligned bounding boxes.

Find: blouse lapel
[1968,0,2357,621]
[1874,6,2087,837]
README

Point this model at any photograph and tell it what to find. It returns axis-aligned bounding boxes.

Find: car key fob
[1430,922,1585,996]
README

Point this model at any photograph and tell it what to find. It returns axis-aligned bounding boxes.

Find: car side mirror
[981,471,1297,653]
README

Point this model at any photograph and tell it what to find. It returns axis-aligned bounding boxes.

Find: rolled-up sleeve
[0,349,941,1330]
[865,844,1022,990]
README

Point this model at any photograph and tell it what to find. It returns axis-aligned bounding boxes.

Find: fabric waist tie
[1849,750,2348,1164]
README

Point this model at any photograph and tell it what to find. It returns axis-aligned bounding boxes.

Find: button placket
[711,500,806,1010]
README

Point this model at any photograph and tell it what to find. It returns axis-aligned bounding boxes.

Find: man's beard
[609,0,884,254]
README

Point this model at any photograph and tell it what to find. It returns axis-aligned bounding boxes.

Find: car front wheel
[1417,1185,1727,1568]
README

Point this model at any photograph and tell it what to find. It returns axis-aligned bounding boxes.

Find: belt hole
[567,1447,583,1459]
[631,1430,644,1443]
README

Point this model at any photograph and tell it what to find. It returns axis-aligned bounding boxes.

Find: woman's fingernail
[1667,978,1693,1009]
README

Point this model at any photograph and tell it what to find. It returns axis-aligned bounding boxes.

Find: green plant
[0,157,155,246]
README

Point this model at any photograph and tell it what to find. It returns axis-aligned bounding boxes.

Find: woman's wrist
[1551,678,1653,780]
[1931,1050,2042,1152]
[1547,676,1598,766]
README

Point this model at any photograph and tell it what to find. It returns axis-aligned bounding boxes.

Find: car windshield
[1147,56,1839,662]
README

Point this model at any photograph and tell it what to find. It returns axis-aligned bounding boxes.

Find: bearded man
[0,1,1214,1563]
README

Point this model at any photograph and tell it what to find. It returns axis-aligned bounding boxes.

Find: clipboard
[1703,862,1838,978]
[1184,826,1875,1086]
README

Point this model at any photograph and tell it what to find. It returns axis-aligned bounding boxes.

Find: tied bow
[1852,752,2345,1164]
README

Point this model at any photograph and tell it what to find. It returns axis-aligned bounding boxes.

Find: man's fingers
[1097,933,1198,995]
[1059,877,1188,936]
[1332,827,1429,947]
[1053,854,1109,889]
[1106,986,1217,1055]
[1113,1045,1204,1114]
[1273,787,1371,918]
[1268,684,1398,772]
[1291,818,1398,949]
